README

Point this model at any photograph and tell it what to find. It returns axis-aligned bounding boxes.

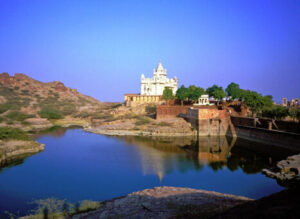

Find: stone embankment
[262,153,300,184]
[72,186,251,219]
[86,118,196,137]
[0,140,44,166]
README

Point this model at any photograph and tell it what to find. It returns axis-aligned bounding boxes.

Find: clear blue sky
[0,0,299,102]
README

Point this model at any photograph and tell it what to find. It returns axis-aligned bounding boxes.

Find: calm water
[0,128,289,217]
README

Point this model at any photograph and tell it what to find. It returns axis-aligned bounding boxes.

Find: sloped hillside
[0,72,110,127]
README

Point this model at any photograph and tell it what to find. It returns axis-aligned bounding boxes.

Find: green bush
[262,106,289,120]
[61,104,77,115]
[21,89,30,95]
[0,104,10,114]
[0,127,30,140]
[146,105,156,114]
[53,92,60,98]
[6,111,34,122]
[0,87,15,97]
[40,109,64,120]
[289,108,300,120]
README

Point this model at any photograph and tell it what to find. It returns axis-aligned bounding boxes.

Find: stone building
[124,62,178,106]
[141,62,178,95]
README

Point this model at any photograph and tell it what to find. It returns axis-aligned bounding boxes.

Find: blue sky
[0,0,299,102]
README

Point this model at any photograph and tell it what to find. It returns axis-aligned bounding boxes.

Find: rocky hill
[0,72,102,116]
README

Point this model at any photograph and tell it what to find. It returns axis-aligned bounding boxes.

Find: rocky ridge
[71,186,251,219]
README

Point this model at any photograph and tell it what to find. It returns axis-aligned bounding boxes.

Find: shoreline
[0,140,44,167]
[84,127,197,137]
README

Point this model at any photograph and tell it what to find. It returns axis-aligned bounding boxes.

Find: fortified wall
[156,105,232,136]
[183,106,231,136]
[230,116,300,152]
[156,105,190,119]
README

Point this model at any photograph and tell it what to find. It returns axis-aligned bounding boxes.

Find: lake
[0,128,288,217]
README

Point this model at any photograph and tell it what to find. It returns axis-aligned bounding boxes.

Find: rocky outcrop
[0,140,44,167]
[71,186,251,219]
[262,153,300,184]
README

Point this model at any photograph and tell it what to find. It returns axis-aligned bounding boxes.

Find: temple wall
[124,95,162,106]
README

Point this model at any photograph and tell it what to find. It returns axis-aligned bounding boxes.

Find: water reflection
[117,135,288,180]
[0,129,289,217]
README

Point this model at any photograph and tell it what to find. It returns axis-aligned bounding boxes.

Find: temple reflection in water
[118,135,289,181]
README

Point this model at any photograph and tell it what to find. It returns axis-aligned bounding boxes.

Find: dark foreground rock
[212,187,300,219]
[71,186,251,219]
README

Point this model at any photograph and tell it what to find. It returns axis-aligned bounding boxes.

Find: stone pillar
[268,121,272,130]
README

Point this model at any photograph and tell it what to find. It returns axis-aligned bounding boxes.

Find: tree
[225,82,241,99]
[187,85,196,102]
[162,87,174,105]
[190,87,205,102]
[262,95,274,108]
[206,85,218,97]
[289,108,300,121]
[241,90,265,116]
[176,85,189,105]
[262,106,289,120]
[206,85,225,103]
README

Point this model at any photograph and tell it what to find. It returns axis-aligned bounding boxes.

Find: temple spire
[156,61,165,73]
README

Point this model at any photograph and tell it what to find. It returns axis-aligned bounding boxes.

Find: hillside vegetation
[0,72,119,127]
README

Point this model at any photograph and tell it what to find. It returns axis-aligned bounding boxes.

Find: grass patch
[111,103,122,108]
[23,198,101,219]
[0,104,10,114]
[0,87,15,97]
[135,116,151,126]
[78,96,93,105]
[0,127,30,140]
[6,111,34,122]
[157,121,172,126]
[39,108,64,120]
[118,113,138,120]
[21,89,30,95]
[40,97,77,117]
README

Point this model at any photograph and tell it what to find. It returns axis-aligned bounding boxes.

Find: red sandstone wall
[156,105,190,119]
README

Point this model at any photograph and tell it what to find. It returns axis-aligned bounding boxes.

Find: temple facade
[124,62,178,106]
[141,62,178,95]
